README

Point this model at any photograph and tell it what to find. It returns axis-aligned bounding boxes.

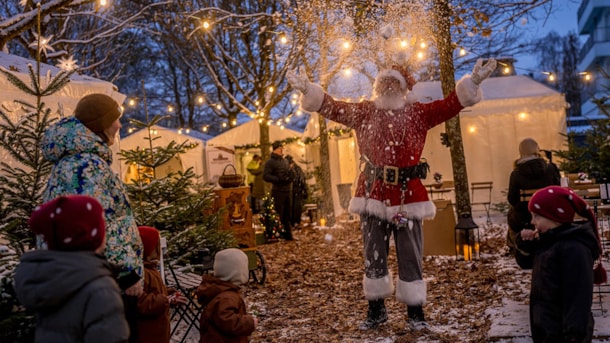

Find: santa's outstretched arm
[455,58,497,107]
[286,66,325,113]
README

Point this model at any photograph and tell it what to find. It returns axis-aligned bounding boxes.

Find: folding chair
[471,181,493,225]
[166,262,204,343]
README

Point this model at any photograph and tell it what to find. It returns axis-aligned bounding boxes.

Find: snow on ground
[169,210,610,342]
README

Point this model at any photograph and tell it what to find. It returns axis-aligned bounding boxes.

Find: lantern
[455,214,480,261]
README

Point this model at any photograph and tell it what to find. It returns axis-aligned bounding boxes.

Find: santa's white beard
[373,92,407,110]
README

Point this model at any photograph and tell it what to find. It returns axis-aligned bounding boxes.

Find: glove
[471,58,497,85]
[286,66,310,94]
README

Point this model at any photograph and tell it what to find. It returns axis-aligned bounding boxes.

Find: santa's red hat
[29,195,106,251]
[375,65,417,92]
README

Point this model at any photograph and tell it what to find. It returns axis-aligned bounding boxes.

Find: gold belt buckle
[383,165,399,185]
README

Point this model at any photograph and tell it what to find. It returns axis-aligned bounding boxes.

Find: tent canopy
[207,120,305,181]
[117,125,207,182]
[0,51,125,116]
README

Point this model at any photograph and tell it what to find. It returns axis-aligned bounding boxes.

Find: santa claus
[287,58,496,331]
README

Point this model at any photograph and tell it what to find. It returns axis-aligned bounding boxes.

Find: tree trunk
[432,0,476,227]
[317,115,335,226]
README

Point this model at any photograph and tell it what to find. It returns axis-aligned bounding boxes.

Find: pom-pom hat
[74,93,122,138]
[29,195,106,251]
[213,248,249,286]
[137,226,160,257]
[528,186,589,223]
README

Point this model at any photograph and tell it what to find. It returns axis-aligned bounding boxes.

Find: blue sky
[514,1,581,73]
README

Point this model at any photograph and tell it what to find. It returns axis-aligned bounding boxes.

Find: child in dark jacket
[14,195,129,343]
[135,226,186,343]
[196,248,257,343]
[517,186,607,343]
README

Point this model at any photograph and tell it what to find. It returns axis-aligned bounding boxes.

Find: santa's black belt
[364,161,430,186]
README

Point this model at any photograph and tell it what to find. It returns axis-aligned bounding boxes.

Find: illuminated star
[28,33,55,57]
[57,56,79,71]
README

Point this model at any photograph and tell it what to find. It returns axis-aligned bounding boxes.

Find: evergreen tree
[118,112,236,265]
[555,68,610,180]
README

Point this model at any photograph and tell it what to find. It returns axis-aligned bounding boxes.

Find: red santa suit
[298,66,484,308]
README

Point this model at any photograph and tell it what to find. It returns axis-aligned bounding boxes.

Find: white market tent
[0,51,126,172]
[206,119,305,181]
[117,125,208,183]
[304,75,567,216]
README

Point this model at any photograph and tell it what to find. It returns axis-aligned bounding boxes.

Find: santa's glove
[470,58,497,85]
[286,66,310,95]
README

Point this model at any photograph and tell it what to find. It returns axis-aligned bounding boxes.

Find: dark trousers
[272,189,292,239]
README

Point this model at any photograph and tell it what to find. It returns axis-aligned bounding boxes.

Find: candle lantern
[454,213,480,261]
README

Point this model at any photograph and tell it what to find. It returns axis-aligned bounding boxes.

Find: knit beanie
[137,226,160,257]
[74,94,122,138]
[29,195,106,251]
[528,186,607,284]
[518,138,540,158]
[213,248,249,286]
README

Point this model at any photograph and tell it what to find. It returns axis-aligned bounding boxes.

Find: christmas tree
[259,194,283,241]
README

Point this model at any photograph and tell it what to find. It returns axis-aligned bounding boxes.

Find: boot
[358,299,388,331]
[407,305,429,331]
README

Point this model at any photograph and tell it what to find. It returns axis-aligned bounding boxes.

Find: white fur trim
[363,272,394,300]
[376,69,407,90]
[300,83,325,113]
[395,279,427,306]
[349,197,436,221]
[455,75,482,107]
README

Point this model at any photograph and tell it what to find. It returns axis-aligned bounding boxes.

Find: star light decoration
[28,33,55,57]
[56,56,79,71]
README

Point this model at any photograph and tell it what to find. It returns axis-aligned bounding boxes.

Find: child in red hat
[134,226,186,343]
[14,195,129,342]
[517,186,606,343]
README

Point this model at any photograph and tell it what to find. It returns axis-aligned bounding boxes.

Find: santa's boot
[358,299,388,331]
[407,305,429,331]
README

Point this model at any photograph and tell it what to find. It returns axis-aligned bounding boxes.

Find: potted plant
[433,172,443,188]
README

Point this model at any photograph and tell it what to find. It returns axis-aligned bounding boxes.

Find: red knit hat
[528,186,590,224]
[137,226,160,257]
[29,195,106,251]
[529,186,607,284]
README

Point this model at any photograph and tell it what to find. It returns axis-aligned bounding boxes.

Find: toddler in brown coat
[197,248,257,343]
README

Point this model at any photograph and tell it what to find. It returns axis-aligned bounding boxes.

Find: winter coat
[507,156,561,233]
[135,261,170,343]
[517,222,598,343]
[249,164,266,199]
[291,164,308,200]
[41,116,143,288]
[246,160,260,185]
[196,275,255,343]
[14,250,129,343]
[263,153,293,192]
[300,92,466,221]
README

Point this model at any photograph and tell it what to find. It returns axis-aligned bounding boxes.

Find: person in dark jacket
[197,248,257,343]
[517,186,606,343]
[286,155,308,229]
[263,141,294,240]
[506,138,560,267]
[135,226,187,343]
[14,195,129,343]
